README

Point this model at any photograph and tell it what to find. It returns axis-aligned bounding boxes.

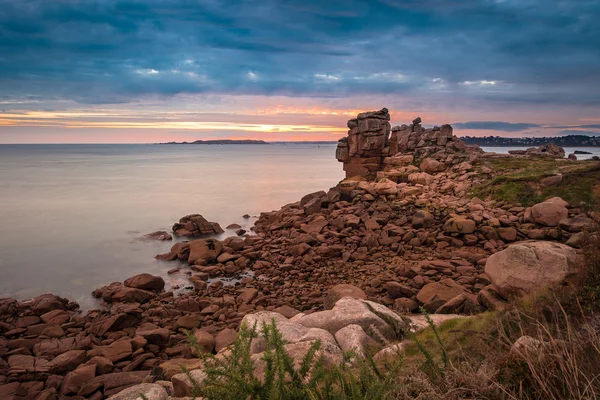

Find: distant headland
[158,139,269,145]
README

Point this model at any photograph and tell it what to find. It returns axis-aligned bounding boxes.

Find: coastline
[2,110,599,399]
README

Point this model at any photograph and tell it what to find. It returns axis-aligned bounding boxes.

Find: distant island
[158,139,269,145]
[461,135,600,147]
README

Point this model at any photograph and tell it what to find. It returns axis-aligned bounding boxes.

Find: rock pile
[508,143,566,158]
[172,214,224,237]
[336,110,482,180]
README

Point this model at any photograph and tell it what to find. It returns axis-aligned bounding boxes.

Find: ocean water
[480,146,600,160]
[1,143,598,309]
[0,144,342,308]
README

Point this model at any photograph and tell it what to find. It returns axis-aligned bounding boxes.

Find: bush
[187,319,402,400]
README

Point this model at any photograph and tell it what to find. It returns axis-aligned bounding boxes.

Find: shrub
[187,319,402,400]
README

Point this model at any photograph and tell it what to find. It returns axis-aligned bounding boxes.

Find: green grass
[473,157,600,208]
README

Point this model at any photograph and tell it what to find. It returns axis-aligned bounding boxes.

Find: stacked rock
[335,108,391,180]
[336,109,482,181]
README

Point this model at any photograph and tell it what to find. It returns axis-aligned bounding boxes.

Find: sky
[1,0,599,143]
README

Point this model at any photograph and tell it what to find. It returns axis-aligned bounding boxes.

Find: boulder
[79,371,149,397]
[559,214,596,232]
[159,358,203,380]
[485,241,582,297]
[136,324,170,345]
[173,214,223,236]
[192,330,215,354]
[420,158,445,173]
[323,284,367,309]
[140,231,172,241]
[241,311,337,355]
[373,179,397,195]
[188,238,223,265]
[416,280,467,312]
[40,309,71,325]
[101,286,157,304]
[531,198,569,227]
[334,324,378,357]
[48,350,87,373]
[108,383,168,400]
[443,217,476,234]
[88,339,133,362]
[292,297,407,340]
[172,369,206,397]
[300,216,328,235]
[215,328,237,353]
[124,273,165,293]
[29,294,67,315]
[61,364,96,395]
[510,335,546,358]
[411,210,434,229]
[408,172,434,185]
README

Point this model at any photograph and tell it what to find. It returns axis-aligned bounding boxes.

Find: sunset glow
[0,1,599,143]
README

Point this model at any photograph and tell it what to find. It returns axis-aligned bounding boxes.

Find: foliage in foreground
[184,235,600,400]
[187,319,402,400]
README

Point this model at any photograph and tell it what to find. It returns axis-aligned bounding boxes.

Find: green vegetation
[473,157,600,208]
[187,319,403,400]
[185,236,600,400]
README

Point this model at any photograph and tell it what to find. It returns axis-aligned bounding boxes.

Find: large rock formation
[335,108,391,180]
[336,109,481,180]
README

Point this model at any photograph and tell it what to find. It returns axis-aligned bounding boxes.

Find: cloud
[552,124,600,129]
[453,121,540,131]
[0,0,598,108]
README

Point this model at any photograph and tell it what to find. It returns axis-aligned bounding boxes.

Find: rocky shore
[1,109,598,399]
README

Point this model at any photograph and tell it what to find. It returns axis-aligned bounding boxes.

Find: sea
[1,144,599,309]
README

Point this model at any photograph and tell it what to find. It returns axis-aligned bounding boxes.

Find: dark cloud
[552,124,600,129]
[453,121,540,132]
[0,0,599,105]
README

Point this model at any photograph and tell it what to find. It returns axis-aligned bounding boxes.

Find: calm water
[0,144,342,308]
[1,144,598,308]
[481,146,600,160]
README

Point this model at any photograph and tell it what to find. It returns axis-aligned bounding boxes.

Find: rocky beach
[1,109,599,400]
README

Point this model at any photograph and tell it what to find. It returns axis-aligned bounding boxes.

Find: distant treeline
[159,139,269,145]
[460,135,600,147]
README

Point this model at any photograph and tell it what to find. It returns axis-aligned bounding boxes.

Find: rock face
[336,110,481,180]
[485,241,582,297]
[508,143,565,158]
[172,214,224,237]
[335,108,391,180]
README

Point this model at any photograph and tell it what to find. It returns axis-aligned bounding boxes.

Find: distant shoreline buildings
[460,135,600,147]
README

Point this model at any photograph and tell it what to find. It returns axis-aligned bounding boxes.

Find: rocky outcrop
[484,241,583,297]
[335,108,391,180]
[139,231,172,241]
[508,143,566,158]
[172,214,224,237]
[2,108,598,399]
[336,110,482,181]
